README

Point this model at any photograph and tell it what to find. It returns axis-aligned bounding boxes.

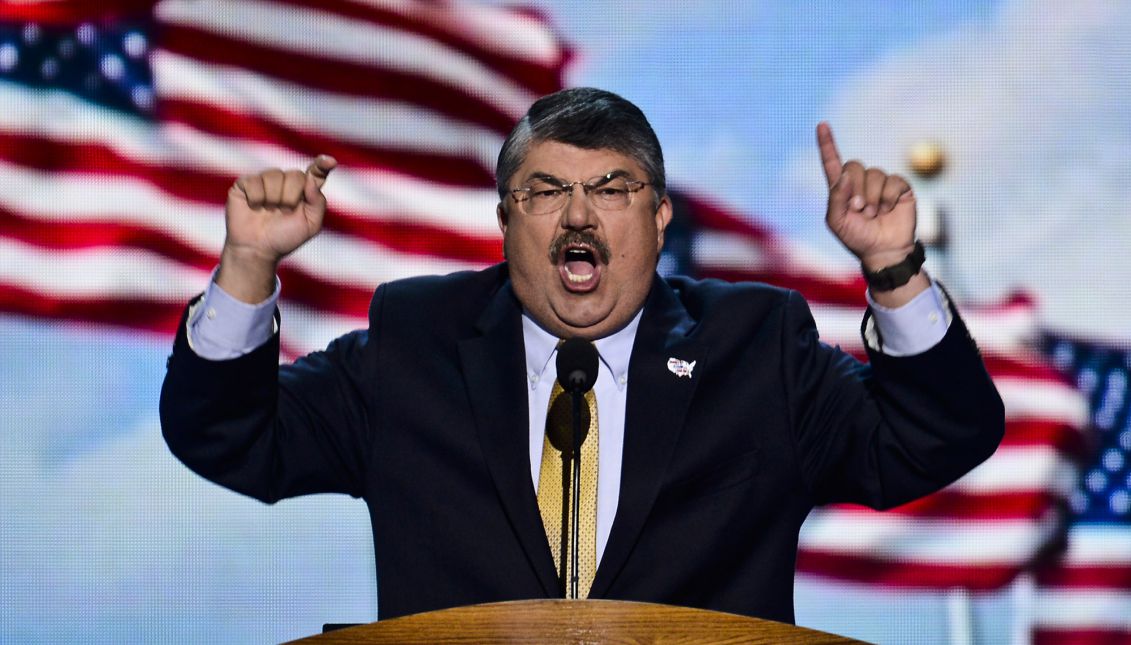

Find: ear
[496,202,509,235]
[654,195,673,252]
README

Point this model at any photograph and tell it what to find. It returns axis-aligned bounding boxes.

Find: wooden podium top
[289,599,868,644]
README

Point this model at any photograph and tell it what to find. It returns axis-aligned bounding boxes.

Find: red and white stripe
[1032,526,1131,644]
[0,0,566,357]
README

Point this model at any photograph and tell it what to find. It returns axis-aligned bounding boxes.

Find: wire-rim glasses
[509,172,652,215]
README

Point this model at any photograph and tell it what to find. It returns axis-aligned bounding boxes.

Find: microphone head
[556,338,599,394]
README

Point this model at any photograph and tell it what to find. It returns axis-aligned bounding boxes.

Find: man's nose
[561,184,596,229]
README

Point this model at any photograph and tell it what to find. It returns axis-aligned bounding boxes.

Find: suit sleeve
[781,290,1005,509]
[159,287,383,503]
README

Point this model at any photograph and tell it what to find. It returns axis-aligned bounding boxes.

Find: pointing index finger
[816,122,843,187]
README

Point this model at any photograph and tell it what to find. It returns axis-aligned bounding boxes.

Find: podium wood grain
[289,599,869,644]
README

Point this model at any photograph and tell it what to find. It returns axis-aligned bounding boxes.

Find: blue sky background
[4,1,1129,642]
[545,0,1131,339]
[547,1,1002,234]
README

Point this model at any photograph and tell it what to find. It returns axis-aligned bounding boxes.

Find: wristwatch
[862,241,925,291]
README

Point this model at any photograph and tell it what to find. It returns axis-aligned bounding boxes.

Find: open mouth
[558,244,602,292]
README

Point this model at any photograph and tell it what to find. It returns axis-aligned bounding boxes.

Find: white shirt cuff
[186,268,280,360]
[863,281,952,357]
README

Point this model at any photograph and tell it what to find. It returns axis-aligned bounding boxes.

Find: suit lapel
[457,280,560,597]
[589,277,705,598]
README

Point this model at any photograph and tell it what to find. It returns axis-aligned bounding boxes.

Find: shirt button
[206,307,217,320]
[618,375,627,385]
[928,312,939,324]
[529,374,539,383]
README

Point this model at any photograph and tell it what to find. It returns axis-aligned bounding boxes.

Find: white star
[0,44,17,72]
[123,32,147,59]
[41,58,58,80]
[100,54,124,81]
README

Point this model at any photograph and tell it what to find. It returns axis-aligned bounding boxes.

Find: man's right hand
[215,155,337,304]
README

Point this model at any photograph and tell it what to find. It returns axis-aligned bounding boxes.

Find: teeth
[564,266,593,283]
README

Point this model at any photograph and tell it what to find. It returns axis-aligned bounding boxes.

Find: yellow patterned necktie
[537,379,599,598]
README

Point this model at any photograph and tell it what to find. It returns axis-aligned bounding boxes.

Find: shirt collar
[521,309,642,392]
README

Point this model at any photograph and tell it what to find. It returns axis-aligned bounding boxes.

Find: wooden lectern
[288,599,869,644]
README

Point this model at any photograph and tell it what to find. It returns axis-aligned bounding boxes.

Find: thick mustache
[548,230,611,265]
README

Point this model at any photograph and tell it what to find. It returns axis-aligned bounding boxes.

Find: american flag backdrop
[795,293,1090,592]
[1029,338,1131,644]
[0,0,566,358]
[1,1,1127,643]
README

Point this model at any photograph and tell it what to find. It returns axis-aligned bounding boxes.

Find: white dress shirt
[520,310,639,563]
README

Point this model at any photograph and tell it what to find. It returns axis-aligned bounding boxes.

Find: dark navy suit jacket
[160,263,1003,623]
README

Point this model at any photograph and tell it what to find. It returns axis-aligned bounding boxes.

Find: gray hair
[495,87,666,204]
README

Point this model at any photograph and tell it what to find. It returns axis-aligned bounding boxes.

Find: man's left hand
[818,122,928,305]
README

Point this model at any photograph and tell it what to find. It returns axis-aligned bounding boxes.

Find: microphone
[547,338,598,451]
[554,337,598,599]
[556,337,598,394]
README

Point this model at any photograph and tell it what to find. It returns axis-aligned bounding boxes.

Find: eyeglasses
[509,173,652,215]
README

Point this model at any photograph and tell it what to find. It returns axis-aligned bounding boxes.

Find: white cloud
[786,0,1131,340]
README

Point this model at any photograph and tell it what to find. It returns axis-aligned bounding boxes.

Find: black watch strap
[862,241,926,292]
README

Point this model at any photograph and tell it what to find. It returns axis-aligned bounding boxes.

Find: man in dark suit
[160,87,1003,623]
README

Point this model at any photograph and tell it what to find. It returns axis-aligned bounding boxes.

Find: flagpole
[945,587,974,645]
[910,142,979,645]
[906,140,953,296]
[1009,572,1036,645]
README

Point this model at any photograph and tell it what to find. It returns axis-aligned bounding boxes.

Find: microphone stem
[557,452,569,598]
[570,390,582,600]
